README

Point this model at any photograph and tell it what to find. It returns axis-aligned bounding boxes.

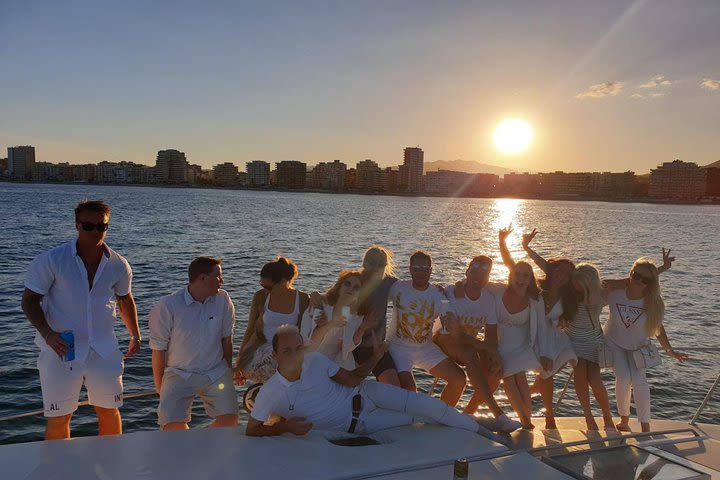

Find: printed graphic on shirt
[394,292,439,344]
[616,303,645,328]
[456,314,488,337]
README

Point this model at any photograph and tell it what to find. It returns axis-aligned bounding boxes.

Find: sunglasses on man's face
[78,221,109,232]
[468,262,491,272]
[631,271,652,285]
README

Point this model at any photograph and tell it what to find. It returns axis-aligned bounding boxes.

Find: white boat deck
[2,417,718,479]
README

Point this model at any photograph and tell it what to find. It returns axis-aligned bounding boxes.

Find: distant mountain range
[703,160,720,169]
[424,159,513,175]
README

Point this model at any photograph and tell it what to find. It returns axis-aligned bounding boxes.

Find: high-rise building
[380,167,398,192]
[424,170,473,195]
[402,147,424,192]
[187,164,203,184]
[309,160,347,191]
[213,162,239,186]
[0,158,8,176]
[155,149,188,183]
[8,146,36,180]
[649,160,707,199]
[538,171,591,197]
[706,168,720,197]
[502,173,539,196]
[247,160,271,187]
[589,171,635,197]
[276,161,307,189]
[356,159,382,192]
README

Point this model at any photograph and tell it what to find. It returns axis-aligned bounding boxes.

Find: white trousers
[354,380,480,435]
[607,337,651,423]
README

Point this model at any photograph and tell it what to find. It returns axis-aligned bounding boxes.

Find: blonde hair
[632,258,664,336]
[573,263,603,305]
[362,245,395,277]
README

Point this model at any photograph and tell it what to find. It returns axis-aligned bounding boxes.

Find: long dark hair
[540,258,577,323]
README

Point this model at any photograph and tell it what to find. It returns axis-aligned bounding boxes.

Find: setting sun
[493,118,533,154]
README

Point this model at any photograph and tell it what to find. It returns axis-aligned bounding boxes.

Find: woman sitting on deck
[234,257,309,385]
[303,269,376,369]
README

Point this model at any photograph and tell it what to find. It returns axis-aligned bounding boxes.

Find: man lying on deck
[245,324,506,443]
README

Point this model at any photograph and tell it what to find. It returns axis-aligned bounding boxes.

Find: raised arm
[498,224,516,268]
[521,229,550,274]
[657,248,675,274]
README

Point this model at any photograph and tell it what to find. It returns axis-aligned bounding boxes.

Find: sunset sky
[2,0,719,173]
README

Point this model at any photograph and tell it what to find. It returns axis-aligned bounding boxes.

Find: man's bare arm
[246,416,312,437]
[221,336,233,368]
[151,349,167,393]
[118,293,141,358]
[21,288,68,357]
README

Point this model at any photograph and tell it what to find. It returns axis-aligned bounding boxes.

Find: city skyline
[2,1,719,172]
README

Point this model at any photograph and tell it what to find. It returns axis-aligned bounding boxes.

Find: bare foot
[604,423,617,432]
[585,417,599,431]
[616,422,631,432]
[545,418,557,430]
[522,422,535,430]
[641,422,650,433]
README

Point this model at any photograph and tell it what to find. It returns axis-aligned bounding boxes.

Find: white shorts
[157,368,238,426]
[37,348,124,417]
[388,340,448,373]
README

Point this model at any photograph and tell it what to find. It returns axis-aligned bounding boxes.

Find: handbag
[586,305,613,369]
[632,341,662,369]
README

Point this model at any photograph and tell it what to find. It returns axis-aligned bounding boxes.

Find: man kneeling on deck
[246,324,504,443]
[149,257,238,430]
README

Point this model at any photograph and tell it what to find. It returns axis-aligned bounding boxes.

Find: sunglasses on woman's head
[78,221,109,232]
[631,271,652,284]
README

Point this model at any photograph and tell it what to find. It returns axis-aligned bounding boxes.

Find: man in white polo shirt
[21,200,141,440]
[149,257,238,430]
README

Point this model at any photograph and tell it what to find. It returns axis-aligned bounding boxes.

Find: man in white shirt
[21,200,141,440]
[149,257,237,430]
[435,256,521,433]
[246,324,503,443]
[387,251,466,406]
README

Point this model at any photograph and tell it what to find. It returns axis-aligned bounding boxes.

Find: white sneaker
[495,414,522,433]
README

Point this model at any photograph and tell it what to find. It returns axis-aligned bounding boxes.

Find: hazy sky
[2,0,719,173]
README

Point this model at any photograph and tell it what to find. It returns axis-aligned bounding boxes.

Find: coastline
[2,179,718,205]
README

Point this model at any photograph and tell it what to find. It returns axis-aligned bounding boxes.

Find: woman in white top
[305,269,375,369]
[499,227,578,429]
[234,257,309,385]
[605,257,688,433]
[495,260,548,430]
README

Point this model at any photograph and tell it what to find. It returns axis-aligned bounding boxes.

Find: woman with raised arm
[234,257,309,385]
[498,226,577,430]
[604,256,688,433]
[304,269,376,369]
[492,228,551,429]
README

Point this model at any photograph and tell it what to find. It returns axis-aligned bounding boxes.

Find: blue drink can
[60,331,75,362]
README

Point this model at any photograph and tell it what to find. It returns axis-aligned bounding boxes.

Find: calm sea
[1,183,718,444]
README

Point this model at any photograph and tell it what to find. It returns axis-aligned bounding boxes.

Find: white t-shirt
[149,287,235,382]
[604,289,655,350]
[387,280,447,345]
[250,352,355,431]
[437,284,498,337]
[25,240,132,362]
